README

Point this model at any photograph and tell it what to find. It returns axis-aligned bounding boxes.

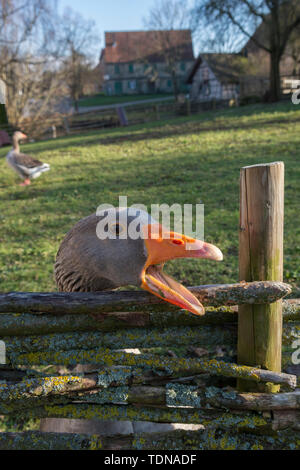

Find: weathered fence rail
[1,427,300,451]
[0,285,299,448]
[0,298,298,336]
[0,161,299,450]
[0,281,291,314]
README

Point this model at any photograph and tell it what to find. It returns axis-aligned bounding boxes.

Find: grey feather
[55,210,149,292]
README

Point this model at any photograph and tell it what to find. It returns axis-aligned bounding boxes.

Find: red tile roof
[101,30,194,63]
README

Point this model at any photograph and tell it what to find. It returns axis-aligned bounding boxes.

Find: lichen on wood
[3,324,298,370]
[16,402,273,434]
[192,282,291,307]
[0,301,298,337]
[2,378,299,412]
[0,431,104,450]
[0,375,94,402]
[4,347,297,390]
[0,281,291,315]
[0,429,299,450]
[283,299,300,322]
[0,308,236,337]
[3,324,236,355]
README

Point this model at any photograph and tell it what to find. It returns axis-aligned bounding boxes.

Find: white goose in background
[6,131,50,186]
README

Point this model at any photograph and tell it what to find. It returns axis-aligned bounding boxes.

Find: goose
[6,131,50,186]
[55,207,223,315]
[46,207,223,436]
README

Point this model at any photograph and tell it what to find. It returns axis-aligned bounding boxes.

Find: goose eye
[109,223,125,236]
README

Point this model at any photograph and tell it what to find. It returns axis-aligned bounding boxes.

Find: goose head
[12,131,27,149]
[55,208,223,316]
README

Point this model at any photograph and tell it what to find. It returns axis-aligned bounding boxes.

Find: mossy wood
[0,281,290,314]
[0,429,300,450]
[0,376,299,411]
[238,162,284,392]
[2,322,298,380]
[0,300,297,337]
[2,353,297,387]
[3,402,277,431]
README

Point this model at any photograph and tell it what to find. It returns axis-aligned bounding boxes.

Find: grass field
[78,92,174,108]
[0,100,299,294]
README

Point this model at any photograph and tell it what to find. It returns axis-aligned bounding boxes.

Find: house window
[180,62,186,72]
[128,80,136,90]
[167,79,172,88]
[115,64,120,74]
[129,63,134,73]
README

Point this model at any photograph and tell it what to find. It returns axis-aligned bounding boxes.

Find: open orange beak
[141,224,223,316]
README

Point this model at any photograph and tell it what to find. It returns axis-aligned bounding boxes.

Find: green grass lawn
[0,100,299,294]
[78,92,174,108]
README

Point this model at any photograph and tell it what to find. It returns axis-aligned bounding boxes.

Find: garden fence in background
[0,74,299,142]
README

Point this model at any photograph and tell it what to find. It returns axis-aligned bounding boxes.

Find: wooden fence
[1,74,298,142]
[0,99,233,141]
[0,162,299,450]
[41,100,201,139]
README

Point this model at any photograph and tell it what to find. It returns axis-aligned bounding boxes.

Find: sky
[59,0,156,47]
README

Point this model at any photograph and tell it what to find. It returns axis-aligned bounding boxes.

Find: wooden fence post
[186,99,191,116]
[238,162,284,392]
[155,104,160,121]
[63,117,70,135]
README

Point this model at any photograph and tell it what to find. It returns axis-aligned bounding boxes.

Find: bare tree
[4,61,66,135]
[193,0,300,101]
[0,0,58,75]
[0,2,100,133]
[192,13,246,54]
[288,24,300,75]
[0,0,67,133]
[0,79,8,127]
[144,0,193,98]
[58,8,100,112]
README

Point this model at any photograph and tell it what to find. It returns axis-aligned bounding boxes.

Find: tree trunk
[0,103,8,126]
[269,50,281,102]
[171,69,179,98]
